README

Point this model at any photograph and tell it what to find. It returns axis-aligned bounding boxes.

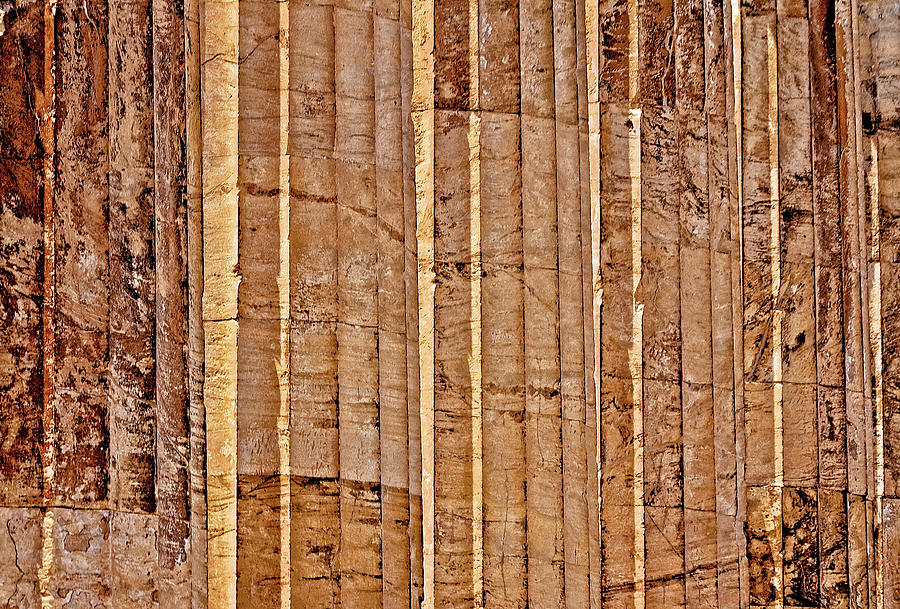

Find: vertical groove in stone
[478,0,526,606]
[808,0,855,606]
[705,0,742,603]
[857,1,884,606]
[723,0,751,602]
[235,0,290,606]
[578,2,603,606]
[152,0,193,605]
[773,0,819,604]
[520,0,565,605]
[835,0,867,504]
[334,4,382,607]
[835,0,873,602]
[553,0,591,606]
[845,0,876,602]
[185,0,208,605]
[637,0,686,602]
[287,0,339,606]
[480,113,526,608]
[427,0,482,603]
[834,0,864,496]
[39,1,57,605]
[201,0,240,604]
[739,0,782,602]
[857,5,879,604]
[400,0,424,605]
[597,0,643,602]
[52,0,115,589]
[411,0,436,604]
[376,2,412,607]
[108,0,156,517]
[775,0,814,490]
[675,0,719,602]
[53,0,110,509]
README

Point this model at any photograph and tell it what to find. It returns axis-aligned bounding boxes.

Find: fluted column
[1,0,898,607]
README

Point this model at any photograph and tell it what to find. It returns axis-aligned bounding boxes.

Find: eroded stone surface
[0,1,894,608]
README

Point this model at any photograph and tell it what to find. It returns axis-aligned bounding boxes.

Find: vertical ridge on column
[51,0,112,604]
[279,5,291,605]
[773,0,818,605]
[399,0,425,604]
[40,0,58,605]
[185,0,209,604]
[468,4,484,604]
[628,23,644,606]
[637,0,686,601]
[675,0,720,600]
[236,0,290,606]
[808,0,852,605]
[334,4,383,607]
[154,0,194,604]
[577,2,603,605]
[108,0,156,517]
[201,0,240,603]
[288,0,340,606]
[705,0,743,603]
[427,0,482,603]
[411,0,436,602]
[553,0,592,606]
[520,0,565,604]
[376,2,413,606]
[597,0,643,600]
[478,0,526,606]
[469,102,484,609]
[739,0,783,602]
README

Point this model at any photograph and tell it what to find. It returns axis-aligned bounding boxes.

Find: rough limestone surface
[0,0,897,607]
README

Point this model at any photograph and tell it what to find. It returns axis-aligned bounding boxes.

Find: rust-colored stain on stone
[0,0,897,606]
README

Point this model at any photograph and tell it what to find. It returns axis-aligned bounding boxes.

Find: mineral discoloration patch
[0,0,45,507]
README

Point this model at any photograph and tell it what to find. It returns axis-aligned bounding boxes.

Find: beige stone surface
[0,0,895,607]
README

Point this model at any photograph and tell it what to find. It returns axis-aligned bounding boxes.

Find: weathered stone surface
[0,0,894,606]
[0,0,45,507]
[0,507,41,607]
[53,0,110,507]
[108,0,156,515]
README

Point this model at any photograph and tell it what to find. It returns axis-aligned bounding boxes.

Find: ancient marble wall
[0,0,896,607]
